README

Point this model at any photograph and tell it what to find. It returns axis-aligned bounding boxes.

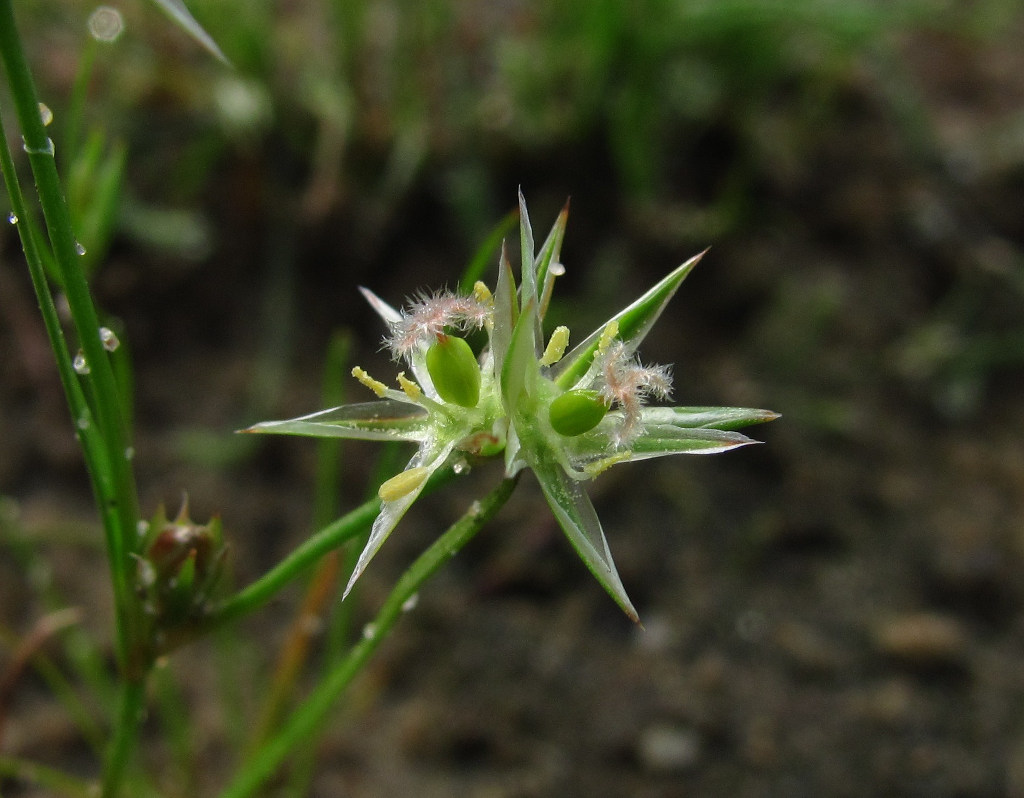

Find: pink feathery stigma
[386,291,490,358]
[598,341,673,444]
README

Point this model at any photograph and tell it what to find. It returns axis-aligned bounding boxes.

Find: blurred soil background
[3,1,1024,795]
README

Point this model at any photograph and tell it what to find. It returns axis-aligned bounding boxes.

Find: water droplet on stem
[73,351,90,375]
[100,327,120,351]
[22,137,55,156]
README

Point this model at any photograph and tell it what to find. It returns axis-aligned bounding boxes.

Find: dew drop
[73,351,90,374]
[75,241,87,256]
[401,593,419,612]
[88,6,125,42]
[22,136,55,156]
[7,212,17,224]
[100,326,120,351]
[362,623,377,640]
[125,446,136,462]
[137,519,150,537]
[137,559,156,588]
[38,103,53,126]
[452,458,470,475]
[549,262,566,277]
[77,415,90,431]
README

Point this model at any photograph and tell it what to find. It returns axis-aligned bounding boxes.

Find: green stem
[0,0,141,669]
[217,475,519,798]
[183,464,459,646]
[199,496,381,636]
[0,97,113,521]
[100,679,146,798]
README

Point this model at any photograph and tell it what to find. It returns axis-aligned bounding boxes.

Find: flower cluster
[135,499,227,630]
[247,193,777,621]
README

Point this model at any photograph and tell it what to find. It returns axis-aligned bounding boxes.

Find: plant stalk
[99,679,146,798]
[0,0,142,672]
[218,475,519,798]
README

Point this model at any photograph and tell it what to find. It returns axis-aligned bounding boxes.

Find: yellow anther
[584,451,632,477]
[352,366,388,397]
[378,466,430,502]
[472,281,493,305]
[396,371,421,400]
[540,326,570,366]
[597,320,619,353]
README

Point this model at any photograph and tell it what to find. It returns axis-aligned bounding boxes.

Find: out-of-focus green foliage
[23,0,1017,248]
[67,129,126,274]
[11,0,1023,414]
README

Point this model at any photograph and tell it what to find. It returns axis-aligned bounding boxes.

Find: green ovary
[426,334,481,408]
[548,389,609,437]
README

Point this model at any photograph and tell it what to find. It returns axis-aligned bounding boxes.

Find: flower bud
[548,389,609,436]
[136,500,227,627]
[426,334,480,407]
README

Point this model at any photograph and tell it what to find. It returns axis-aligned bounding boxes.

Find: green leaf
[500,298,537,413]
[567,422,760,465]
[147,0,230,65]
[490,241,518,377]
[242,401,427,441]
[526,443,639,622]
[641,406,781,430]
[554,249,706,389]
[533,200,569,303]
[616,425,760,458]
[518,189,536,307]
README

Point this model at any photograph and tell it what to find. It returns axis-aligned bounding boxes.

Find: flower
[245,192,778,621]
